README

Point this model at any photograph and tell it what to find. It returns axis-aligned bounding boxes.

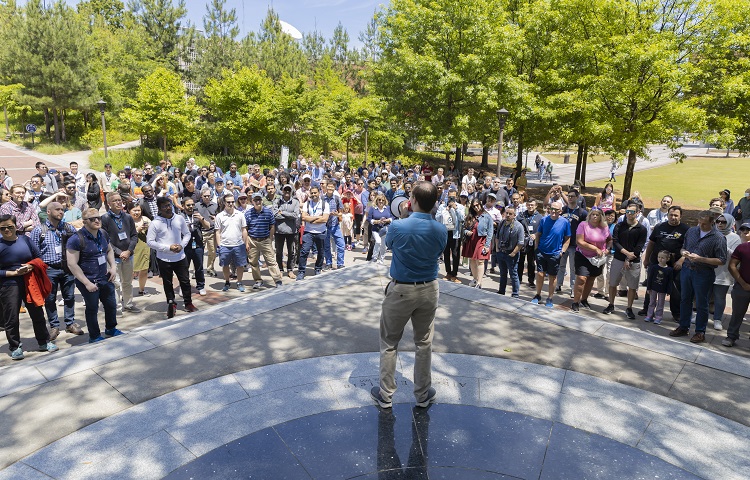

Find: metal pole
[496,128,502,177]
[364,119,369,165]
[100,109,108,158]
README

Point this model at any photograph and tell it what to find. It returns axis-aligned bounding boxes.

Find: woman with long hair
[461,199,493,288]
[86,173,102,210]
[595,183,616,211]
[571,209,612,312]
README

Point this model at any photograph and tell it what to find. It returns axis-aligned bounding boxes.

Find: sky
[184,0,383,47]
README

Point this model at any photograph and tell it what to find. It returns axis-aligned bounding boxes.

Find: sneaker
[722,337,736,347]
[653,318,662,325]
[167,302,177,319]
[88,336,105,344]
[580,300,591,310]
[669,327,690,337]
[38,342,59,353]
[690,332,706,343]
[230,273,237,280]
[569,291,575,299]
[123,305,141,313]
[469,280,477,288]
[691,314,696,324]
[644,316,653,323]
[237,283,246,293]
[571,302,579,312]
[185,303,198,313]
[603,304,615,315]
[288,271,296,279]
[147,271,154,278]
[57,298,65,306]
[199,288,207,296]
[617,289,627,298]
[415,387,437,408]
[253,281,263,290]
[370,387,392,409]
[714,320,723,331]
[637,308,647,316]
[377,259,385,265]
[474,283,482,289]
[593,292,606,300]
[528,282,536,288]
[296,273,305,281]
[323,264,332,271]
[10,347,24,360]
[545,298,554,308]
[275,281,283,288]
[531,294,541,305]
[49,327,60,341]
[105,328,125,337]
[489,268,496,274]
[625,308,636,320]
[497,290,506,295]
[222,283,230,292]
[138,290,146,296]
[555,286,562,293]
[206,269,216,277]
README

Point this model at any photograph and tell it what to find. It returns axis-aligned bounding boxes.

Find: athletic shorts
[608,257,641,289]
[219,244,248,267]
[536,252,561,276]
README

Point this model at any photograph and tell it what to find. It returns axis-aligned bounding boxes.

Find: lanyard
[109,211,123,230]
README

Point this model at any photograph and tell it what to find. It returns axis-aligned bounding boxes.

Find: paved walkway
[2,264,750,479]
[0,139,140,175]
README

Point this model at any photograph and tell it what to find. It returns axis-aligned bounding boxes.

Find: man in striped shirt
[245,192,282,289]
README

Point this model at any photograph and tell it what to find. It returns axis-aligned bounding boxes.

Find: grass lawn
[587,157,749,211]
[541,152,613,164]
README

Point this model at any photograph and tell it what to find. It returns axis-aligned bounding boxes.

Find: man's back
[386,212,447,283]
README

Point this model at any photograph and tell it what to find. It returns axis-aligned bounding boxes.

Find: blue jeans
[76,280,117,339]
[299,231,326,274]
[679,268,715,333]
[185,245,206,290]
[324,223,346,268]
[45,267,76,328]
[496,251,520,297]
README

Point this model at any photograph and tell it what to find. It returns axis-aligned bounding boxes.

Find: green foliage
[190,0,239,89]
[90,147,163,171]
[129,0,187,68]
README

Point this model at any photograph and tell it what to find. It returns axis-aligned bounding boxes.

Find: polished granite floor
[165,404,698,480]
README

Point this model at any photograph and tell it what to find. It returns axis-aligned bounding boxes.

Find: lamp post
[97,99,108,159]
[496,108,508,177]
[363,119,370,165]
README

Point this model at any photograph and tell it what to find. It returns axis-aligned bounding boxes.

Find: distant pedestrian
[609,161,617,182]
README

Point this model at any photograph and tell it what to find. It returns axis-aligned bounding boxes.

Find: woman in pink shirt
[571,209,612,312]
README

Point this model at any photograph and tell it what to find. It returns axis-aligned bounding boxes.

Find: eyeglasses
[252,198,262,202]
[225,201,235,204]
[625,210,637,214]
[66,186,76,190]
[0,225,16,231]
[84,217,101,222]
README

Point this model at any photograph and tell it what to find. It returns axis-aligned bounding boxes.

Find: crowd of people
[1,155,750,360]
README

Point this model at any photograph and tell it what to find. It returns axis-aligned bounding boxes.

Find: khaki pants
[379,280,439,403]
[202,230,216,271]
[114,257,135,310]
[247,237,282,282]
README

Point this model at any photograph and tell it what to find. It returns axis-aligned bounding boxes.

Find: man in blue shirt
[322,182,345,270]
[532,201,571,308]
[371,181,447,410]
[245,192,283,288]
[66,208,121,343]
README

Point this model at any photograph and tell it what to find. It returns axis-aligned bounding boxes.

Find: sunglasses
[0,225,16,231]
[625,210,637,214]
[715,219,728,224]
[84,217,102,222]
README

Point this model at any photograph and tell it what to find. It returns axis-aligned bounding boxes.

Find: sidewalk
[0,139,140,174]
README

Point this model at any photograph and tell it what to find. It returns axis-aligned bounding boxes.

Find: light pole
[496,108,508,177]
[97,99,108,159]
[363,119,370,165]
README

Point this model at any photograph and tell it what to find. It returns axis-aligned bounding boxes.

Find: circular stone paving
[164,403,698,480]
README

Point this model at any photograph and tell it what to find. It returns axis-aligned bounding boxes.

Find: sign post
[25,124,37,147]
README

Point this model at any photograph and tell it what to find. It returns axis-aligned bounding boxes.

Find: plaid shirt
[29,221,77,266]
[682,226,727,271]
[0,200,40,236]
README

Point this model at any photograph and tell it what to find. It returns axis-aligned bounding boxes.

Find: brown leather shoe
[690,332,706,343]
[287,271,296,279]
[669,327,690,337]
[49,327,60,341]
[66,323,84,335]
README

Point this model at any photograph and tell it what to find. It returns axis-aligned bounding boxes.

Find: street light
[363,119,370,165]
[97,99,108,159]
[496,108,509,177]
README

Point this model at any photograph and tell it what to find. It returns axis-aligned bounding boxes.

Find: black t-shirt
[649,222,690,264]
[561,206,588,249]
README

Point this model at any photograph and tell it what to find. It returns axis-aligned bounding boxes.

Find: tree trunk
[3,105,8,136]
[481,145,489,169]
[140,134,145,161]
[346,138,350,163]
[163,134,168,162]
[61,109,66,143]
[581,144,589,188]
[574,143,583,182]
[53,107,60,145]
[515,125,524,178]
[622,149,637,201]
[453,144,461,172]
[44,108,51,138]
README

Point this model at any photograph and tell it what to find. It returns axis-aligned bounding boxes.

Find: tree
[129,0,187,68]
[122,67,202,161]
[0,83,23,136]
[191,0,239,89]
[251,9,307,82]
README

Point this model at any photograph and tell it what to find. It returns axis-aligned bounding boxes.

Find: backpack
[39,223,77,275]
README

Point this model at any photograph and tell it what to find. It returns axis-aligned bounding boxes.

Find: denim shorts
[536,252,561,276]
[219,244,248,267]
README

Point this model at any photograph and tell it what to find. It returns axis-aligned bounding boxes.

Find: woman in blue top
[366,193,393,264]
[462,199,493,288]
[0,214,56,360]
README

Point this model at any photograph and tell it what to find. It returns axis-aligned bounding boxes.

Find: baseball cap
[237,191,247,198]
[740,221,750,230]
[487,192,497,199]
[124,165,131,170]
[251,192,263,199]
[215,178,224,183]
[708,206,724,217]
[302,174,311,180]
[282,184,293,191]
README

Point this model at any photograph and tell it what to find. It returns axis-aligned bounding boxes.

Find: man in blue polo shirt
[66,208,121,343]
[371,181,447,410]
[245,192,283,288]
[532,201,571,308]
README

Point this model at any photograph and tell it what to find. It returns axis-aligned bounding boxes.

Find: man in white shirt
[297,186,330,280]
[461,167,476,190]
[215,193,250,292]
[646,195,673,227]
[146,197,197,318]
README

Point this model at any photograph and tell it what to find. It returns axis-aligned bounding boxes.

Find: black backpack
[38,223,79,275]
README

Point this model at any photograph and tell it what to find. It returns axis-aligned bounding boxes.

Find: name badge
[118,232,128,240]
[55,245,62,254]
[98,255,106,265]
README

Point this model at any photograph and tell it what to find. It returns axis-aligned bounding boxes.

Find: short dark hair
[0,214,17,224]
[156,197,172,210]
[668,205,683,215]
[35,161,45,169]
[411,181,438,212]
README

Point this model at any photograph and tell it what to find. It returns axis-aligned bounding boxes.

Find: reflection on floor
[166,404,697,480]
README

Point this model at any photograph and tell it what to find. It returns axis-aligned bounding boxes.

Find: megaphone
[390,195,411,219]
